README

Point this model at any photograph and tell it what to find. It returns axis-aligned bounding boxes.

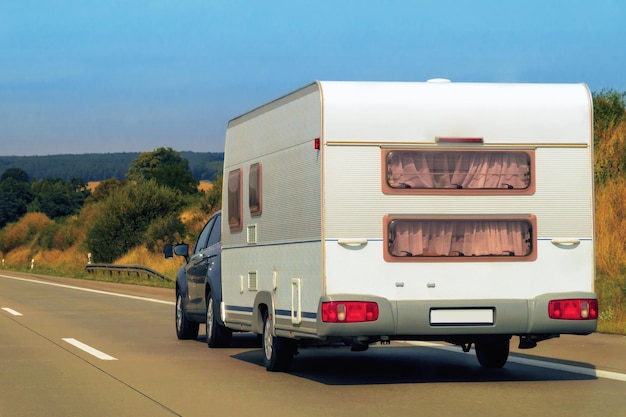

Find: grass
[594,176,626,334]
[0,210,186,289]
[1,241,180,289]
[596,273,625,334]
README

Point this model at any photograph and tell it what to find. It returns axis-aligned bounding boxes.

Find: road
[1,270,625,417]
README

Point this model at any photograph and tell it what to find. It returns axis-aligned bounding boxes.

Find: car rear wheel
[176,290,199,340]
[206,292,232,348]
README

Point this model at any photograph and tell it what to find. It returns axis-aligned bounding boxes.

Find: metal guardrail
[85,263,172,282]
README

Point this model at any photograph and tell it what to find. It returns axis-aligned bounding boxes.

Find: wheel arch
[204,280,229,327]
[252,291,274,334]
[176,269,189,297]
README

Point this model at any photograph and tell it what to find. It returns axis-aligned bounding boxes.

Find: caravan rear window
[383,149,534,194]
[384,215,537,262]
[228,168,242,232]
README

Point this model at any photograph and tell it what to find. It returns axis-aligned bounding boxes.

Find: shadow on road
[196,332,262,348]
[230,343,597,385]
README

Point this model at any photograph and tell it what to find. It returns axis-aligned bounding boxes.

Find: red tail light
[322,302,379,323]
[548,299,598,320]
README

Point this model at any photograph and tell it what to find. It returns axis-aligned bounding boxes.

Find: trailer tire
[176,290,199,340]
[262,312,295,372]
[206,292,232,348]
[475,338,510,368]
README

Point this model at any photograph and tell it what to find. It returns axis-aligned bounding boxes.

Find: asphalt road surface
[1,270,625,417]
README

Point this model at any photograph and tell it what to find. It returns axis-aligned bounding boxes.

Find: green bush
[593,90,626,185]
[37,222,60,250]
[37,221,80,251]
[201,174,222,214]
[593,89,626,137]
[144,216,185,253]
[86,180,184,263]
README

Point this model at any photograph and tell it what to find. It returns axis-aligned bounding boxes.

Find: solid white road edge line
[62,338,117,361]
[0,274,174,305]
[408,341,626,382]
[1,307,23,316]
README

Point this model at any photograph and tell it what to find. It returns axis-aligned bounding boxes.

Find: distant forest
[0,151,224,182]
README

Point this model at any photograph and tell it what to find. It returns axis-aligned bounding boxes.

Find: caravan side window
[384,215,537,262]
[249,163,262,216]
[382,149,534,194]
[228,168,242,232]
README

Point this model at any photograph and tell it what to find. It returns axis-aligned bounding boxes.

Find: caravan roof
[228,80,592,146]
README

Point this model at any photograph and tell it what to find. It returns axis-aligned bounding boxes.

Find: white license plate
[430,309,494,325]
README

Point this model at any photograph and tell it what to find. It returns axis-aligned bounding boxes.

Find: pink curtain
[388,220,532,258]
[387,151,530,190]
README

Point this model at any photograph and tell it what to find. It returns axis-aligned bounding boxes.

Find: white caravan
[219,80,597,371]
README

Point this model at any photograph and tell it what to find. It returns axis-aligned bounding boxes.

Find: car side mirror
[164,243,190,262]
[163,244,173,259]
[174,243,190,263]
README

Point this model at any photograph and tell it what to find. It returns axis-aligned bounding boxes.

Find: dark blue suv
[165,211,231,347]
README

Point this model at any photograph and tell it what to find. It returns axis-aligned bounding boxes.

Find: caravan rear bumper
[316,292,597,339]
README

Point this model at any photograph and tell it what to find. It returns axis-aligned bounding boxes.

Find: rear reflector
[322,301,379,323]
[548,299,598,320]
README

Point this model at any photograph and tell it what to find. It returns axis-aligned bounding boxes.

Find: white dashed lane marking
[63,338,118,361]
[1,307,23,316]
[2,305,118,361]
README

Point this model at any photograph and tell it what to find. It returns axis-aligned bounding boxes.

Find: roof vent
[427,78,451,83]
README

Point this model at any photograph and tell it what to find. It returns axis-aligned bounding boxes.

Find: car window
[206,214,221,247]
[193,216,216,255]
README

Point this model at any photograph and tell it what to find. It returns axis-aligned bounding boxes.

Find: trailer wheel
[176,290,199,340]
[262,312,295,372]
[206,292,232,348]
[475,338,510,368]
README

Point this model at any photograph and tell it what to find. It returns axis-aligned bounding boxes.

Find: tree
[0,168,33,227]
[1,167,29,183]
[86,179,185,263]
[28,177,91,219]
[126,147,198,195]
[87,178,128,203]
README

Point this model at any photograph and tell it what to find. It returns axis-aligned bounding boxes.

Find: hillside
[0,151,224,182]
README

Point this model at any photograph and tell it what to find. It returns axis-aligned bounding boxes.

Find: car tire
[262,311,296,372]
[206,292,232,348]
[176,290,199,340]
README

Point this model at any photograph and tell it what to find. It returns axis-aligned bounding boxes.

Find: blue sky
[1,0,624,156]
